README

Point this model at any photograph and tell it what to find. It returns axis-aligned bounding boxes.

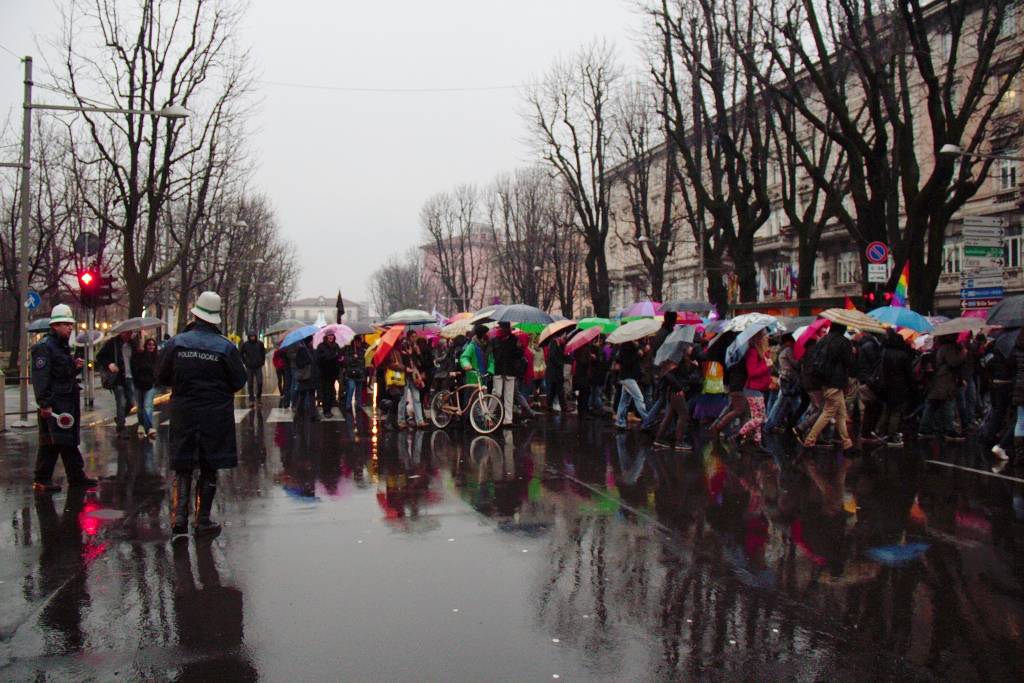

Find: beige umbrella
[930,317,986,337]
[819,308,887,334]
[441,318,475,340]
[537,319,576,346]
[606,318,663,345]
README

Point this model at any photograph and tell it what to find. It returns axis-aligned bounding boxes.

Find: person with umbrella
[641,312,678,431]
[917,333,965,440]
[29,304,98,493]
[613,339,649,430]
[341,336,367,414]
[737,329,771,448]
[800,323,855,454]
[490,321,523,427]
[545,333,571,414]
[765,333,800,433]
[131,337,160,439]
[652,344,698,451]
[291,335,320,422]
[316,331,343,419]
[97,330,139,437]
[239,332,267,404]
[874,329,914,447]
[156,292,247,536]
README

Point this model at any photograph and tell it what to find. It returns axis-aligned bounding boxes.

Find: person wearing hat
[30,304,97,493]
[157,292,247,536]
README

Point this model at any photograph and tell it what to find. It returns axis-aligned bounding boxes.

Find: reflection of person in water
[172,539,257,681]
[794,457,852,579]
[33,487,91,655]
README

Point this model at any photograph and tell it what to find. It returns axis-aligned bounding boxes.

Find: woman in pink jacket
[738,330,771,447]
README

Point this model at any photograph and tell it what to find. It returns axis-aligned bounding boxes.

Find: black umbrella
[986,295,1024,328]
[663,299,712,313]
[489,304,554,326]
[993,328,1020,358]
[654,326,697,366]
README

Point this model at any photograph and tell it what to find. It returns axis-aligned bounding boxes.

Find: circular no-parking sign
[866,241,889,264]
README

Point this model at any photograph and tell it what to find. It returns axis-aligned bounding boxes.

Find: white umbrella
[606,318,662,345]
[110,316,165,335]
[930,317,985,337]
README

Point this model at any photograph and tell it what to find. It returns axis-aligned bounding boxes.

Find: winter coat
[927,339,965,401]
[459,338,493,385]
[614,342,642,381]
[545,341,567,379]
[131,349,159,392]
[316,341,342,378]
[777,345,799,385]
[292,342,319,390]
[491,331,523,376]
[800,341,822,392]
[239,339,266,369]
[816,330,854,390]
[1012,331,1024,405]
[156,320,247,470]
[744,347,771,392]
[31,331,81,447]
[97,337,134,387]
[879,334,914,404]
[856,334,883,386]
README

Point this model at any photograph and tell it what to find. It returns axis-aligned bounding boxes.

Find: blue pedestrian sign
[24,290,41,310]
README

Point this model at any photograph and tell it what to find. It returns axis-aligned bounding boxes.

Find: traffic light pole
[16,57,32,421]
[84,307,95,409]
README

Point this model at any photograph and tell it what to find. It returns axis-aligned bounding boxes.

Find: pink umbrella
[794,318,830,360]
[313,323,355,349]
[566,327,601,355]
[621,301,662,318]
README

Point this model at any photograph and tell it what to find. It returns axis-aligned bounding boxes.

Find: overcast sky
[0,0,645,306]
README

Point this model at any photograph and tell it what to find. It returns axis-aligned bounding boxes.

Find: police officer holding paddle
[30,304,98,493]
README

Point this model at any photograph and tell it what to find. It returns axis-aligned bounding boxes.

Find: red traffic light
[79,271,94,286]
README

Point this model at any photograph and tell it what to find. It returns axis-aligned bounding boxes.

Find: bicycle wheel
[469,392,503,434]
[430,390,455,429]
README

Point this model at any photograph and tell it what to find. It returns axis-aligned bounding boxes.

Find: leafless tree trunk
[526,41,619,316]
[421,185,490,311]
[370,249,424,317]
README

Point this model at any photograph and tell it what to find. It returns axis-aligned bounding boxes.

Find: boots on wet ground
[171,474,192,536]
[193,472,221,537]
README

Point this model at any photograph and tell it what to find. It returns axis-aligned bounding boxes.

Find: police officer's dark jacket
[157,320,247,470]
[31,331,81,446]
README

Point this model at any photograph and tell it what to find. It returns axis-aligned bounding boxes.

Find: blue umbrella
[868,306,932,332]
[725,320,773,367]
[279,324,319,349]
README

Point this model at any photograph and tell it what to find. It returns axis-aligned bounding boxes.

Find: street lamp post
[0,55,188,422]
[939,143,1024,162]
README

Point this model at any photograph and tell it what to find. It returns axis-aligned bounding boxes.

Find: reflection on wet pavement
[1,406,1022,680]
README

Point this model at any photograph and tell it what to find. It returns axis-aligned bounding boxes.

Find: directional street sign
[961,277,1007,289]
[964,256,1004,270]
[865,241,889,264]
[963,216,1007,228]
[24,290,40,310]
[959,287,1005,299]
[961,298,1003,309]
[964,245,1004,257]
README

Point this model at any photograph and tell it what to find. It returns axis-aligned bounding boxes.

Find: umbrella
[794,318,830,360]
[372,325,405,366]
[565,326,601,355]
[654,326,697,366]
[279,324,319,350]
[987,296,1024,328]
[671,310,704,324]
[775,316,817,332]
[467,306,505,325]
[265,318,304,335]
[110,316,165,335]
[868,306,932,333]
[619,300,662,318]
[931,317,985,337]
[577,317,619,334]
[538,319,576,346]
[725,321,774,367]
[926,315,950,326]
[343,320,376,335]
[313,323,355,349]
[364,338,380,366]
[663,299,711,313]
[726,313,778,333]
[381,309,435,326]
[490,304,554,326]
[75,330,104,345]
[606,318,662,345]
[819,308,887,333]
[912,334,933,351]
[993,329,1019,358]
[441,318,474,339]
[28,318,51,332]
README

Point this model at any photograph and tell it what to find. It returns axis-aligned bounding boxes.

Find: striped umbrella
[820,308,887,333]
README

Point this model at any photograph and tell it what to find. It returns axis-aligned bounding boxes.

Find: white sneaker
[992,444,1009,461]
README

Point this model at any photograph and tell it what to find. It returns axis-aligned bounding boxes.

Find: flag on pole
[892,262,909,307]
[336,291,345,323]
[844,296,857,310]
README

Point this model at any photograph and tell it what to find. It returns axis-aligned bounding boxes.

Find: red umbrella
[372,325,405,367]
[566,326,601,355]
[794,318,830,360]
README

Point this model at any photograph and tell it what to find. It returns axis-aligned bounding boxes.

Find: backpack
[807,338,832,384]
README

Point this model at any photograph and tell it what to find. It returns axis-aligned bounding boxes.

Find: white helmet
[49,303,75,325]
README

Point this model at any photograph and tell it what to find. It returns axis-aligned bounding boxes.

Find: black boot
[193,471,221,537]
[171,474,192,536]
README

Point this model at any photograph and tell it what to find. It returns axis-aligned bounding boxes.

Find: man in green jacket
[459,324,494,386]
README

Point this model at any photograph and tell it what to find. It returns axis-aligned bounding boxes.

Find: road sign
[962,225,1005,235]
[963,256,1004,270]
[865,241,889,264]
[73,231,101,257]
[963,216,1007,228]
[959,287,1005,299]
[867,263,888,283]
[961,277,1006,290]
[964,245,1004,257]
[24,290,40,310]
[961,298,1003,309]
[962,237,1004,248]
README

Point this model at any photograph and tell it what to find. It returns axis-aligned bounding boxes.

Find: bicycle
[429,373,504,434]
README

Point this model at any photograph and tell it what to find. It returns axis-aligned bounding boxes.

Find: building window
[940,31,952,60]
[1000,151,1018,190]
[1006,227,1023,268]
[836,252,859,285]
[943,242,963,273]
[997,74,1020,116]
[1000,2,1019,39]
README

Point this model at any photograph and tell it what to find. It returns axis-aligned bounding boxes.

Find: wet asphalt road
[1,400,1023,682]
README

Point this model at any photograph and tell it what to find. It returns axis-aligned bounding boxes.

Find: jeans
[279,367,292,408]
[399,384,424,425]
[343,377,363,412]
[493,375,516,425]
[113,383,135,428]
[1014,406,1024,438]
[615,378,648,427]
[137,387,156,431]
[641,395,665,430]
[247,366,264,399]
[765,382,801,430]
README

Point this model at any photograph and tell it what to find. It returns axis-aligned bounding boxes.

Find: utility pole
[17,56,33,420]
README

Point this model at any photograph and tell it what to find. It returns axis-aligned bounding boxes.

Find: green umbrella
[576,317,619,334]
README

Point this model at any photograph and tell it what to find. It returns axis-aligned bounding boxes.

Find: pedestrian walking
[918,335,965,440]
[30,304,97,493]
[97,330,138,437]
[239,332,267,403]
[131,336,160,439]
[316,332,342,418]
[613,340,649,430]
[738,330,771,447]
[801,323,855,454]
[156,291,246,536]
[292,337,319,421]
[491,322,523,427]
[272,347,290,408]
[398,334,427,429]
[765,333,800,433]
[874,329,913,446]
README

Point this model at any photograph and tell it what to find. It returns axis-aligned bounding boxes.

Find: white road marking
[925,459,1024,484]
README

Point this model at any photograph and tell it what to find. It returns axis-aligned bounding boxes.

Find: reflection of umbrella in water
[110,316,165,335]
[654,326,697,366]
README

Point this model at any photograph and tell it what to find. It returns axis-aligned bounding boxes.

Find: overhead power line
[258,79,534,94]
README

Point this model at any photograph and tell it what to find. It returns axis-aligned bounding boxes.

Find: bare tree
[526,41,619,316]
[370,249,424,318]
[548,190,586,317]
[420,185,490,311]
[55,0,255,315]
